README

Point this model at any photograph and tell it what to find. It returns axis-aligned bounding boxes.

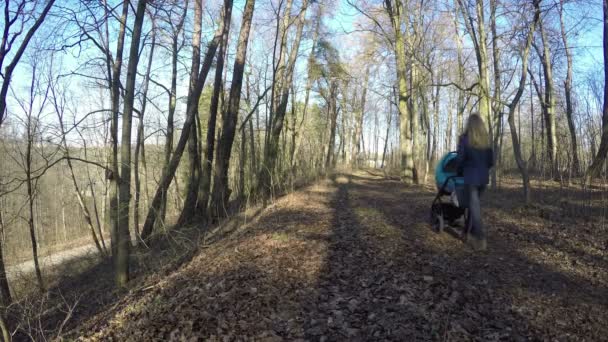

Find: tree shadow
[339,173,608,339]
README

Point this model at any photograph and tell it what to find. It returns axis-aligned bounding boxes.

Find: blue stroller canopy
[435,152,464,193]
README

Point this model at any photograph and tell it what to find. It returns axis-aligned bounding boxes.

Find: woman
[456,114,494,251]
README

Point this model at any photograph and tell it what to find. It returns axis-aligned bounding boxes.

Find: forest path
[80,171,607,341]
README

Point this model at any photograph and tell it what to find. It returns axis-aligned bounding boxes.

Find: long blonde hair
[465,114,490,149]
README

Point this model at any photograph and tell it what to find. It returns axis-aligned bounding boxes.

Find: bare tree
[507,1,540,204]
[0,0,56,126]
[115,0,149,286]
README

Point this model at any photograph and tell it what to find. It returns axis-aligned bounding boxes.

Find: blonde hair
[465,114,490,149]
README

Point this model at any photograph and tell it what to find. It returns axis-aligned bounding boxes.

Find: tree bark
[116,0,148,286]
[107,0,129,272]
[384,0,414,183]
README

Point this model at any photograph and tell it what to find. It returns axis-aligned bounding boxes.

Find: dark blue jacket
[456,134,494,186]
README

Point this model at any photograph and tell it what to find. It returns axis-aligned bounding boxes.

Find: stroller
[430,152,469,234]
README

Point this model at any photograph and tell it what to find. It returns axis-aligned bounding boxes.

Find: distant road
[6,241,107,279]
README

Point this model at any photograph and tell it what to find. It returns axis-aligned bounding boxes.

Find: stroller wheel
[432,213,444,233]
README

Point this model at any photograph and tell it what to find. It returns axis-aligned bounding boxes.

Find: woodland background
[0,0,608,339]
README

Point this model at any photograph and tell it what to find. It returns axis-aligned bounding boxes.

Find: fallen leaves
[72,173,608,341]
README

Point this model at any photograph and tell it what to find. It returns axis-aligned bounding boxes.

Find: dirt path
[78,172,608,341]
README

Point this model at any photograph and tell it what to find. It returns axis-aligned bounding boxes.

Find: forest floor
[64,170,607,341]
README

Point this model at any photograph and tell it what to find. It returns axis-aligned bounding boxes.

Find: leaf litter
[74,171,608,341]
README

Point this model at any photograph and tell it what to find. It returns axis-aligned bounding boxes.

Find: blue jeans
[466,185,486,239]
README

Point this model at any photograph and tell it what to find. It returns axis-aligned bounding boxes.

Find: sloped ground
[74,171,608,341]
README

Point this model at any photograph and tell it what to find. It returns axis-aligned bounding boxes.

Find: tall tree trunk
[354,67,370,168]
[210,0,256,218]
[325,82,339,170]
[0,185,10,308]
[490,0,501,189]
[587,0,608,182]
[381,104,393,169]
[134,16,157,243]
[116,0,147,286]
[26,127,43,291]
[178,0,205,226]
[0,203,10,307]
[385,0,414,183]
[107,0,128,271]
[293,9,322,173]
[530,81,536,170]
[507,3,539,204]
[536,1,558,178]
[559,1,580,175]
[289,83,297,186]
[198,3,233,220]
[453,2,465,134]
[159,6,186,229]
[142,1,231,238]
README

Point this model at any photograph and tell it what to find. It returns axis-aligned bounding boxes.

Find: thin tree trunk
[0,0,56,126]
[293,9,322,172]
[507,3,539,204]
[490,0,501,189]
[354,67,370,168]
[0,198,11,307]
[107,0,128,271]
[326,82,339,170]
[159,7,184,230]
[453,2,465,134]
[134,17,157,243]
[26,130,44,291]
[52,88,106,257]
[381,104,393,169]
[116,0,147,286]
